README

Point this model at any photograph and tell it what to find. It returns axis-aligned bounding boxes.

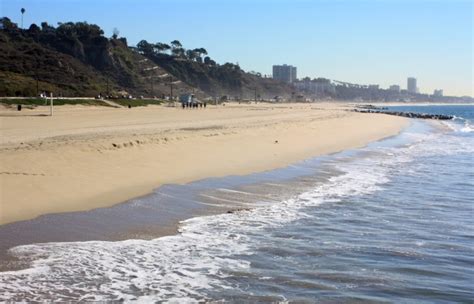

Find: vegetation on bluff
[0,17,292,98]
[134,39,292,98]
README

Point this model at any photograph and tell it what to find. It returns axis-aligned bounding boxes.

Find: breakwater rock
[355,105,388,110]
[354,109,454,120]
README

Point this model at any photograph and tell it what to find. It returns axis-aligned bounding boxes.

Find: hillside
[135,40,293,99]
[0,17,292,99]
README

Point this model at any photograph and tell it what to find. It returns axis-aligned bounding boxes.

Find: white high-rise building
[273,65,297,83]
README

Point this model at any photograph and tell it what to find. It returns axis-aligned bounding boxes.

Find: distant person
[182,103,185,109]
[204,102,207,108]
[17,104,22,111]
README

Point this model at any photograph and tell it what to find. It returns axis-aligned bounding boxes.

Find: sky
[1,0,472,96]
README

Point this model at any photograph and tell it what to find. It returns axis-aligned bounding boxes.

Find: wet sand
[0,150,348,271]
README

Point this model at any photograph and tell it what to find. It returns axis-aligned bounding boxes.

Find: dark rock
[353,109,453,120]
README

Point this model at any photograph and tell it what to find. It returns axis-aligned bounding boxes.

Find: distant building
[294,78,335,95]
[407,77,417,94]
[389,85,401,92]
[273,64,297,83]
[368,84,379,90]
[433,89,443,97]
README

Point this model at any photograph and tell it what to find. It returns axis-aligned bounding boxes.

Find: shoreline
[0,118,414,272]
[353,102,474,107]
[0,103,408,225]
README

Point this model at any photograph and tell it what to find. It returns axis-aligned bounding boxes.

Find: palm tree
[20,8,25,29]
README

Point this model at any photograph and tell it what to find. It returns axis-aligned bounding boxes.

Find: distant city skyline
[1,0,472,97]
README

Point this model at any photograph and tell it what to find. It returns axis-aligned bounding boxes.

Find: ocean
[0,105,473,302]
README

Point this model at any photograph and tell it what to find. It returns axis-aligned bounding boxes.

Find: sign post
[50,92,53,116]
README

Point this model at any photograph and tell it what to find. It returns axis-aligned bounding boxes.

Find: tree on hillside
[0,17,18,31]
[185,49,197,61]
[112,27,120,39]
[172,47,185,58]
[20,8,25,29]
[40,21,55,32]
[27,23,41,40]
[192,48,208,61]
[28,23,40,33]
[137,40,154,55]
[55,22,104,39]
[222,62,240,71]
[204,56,216,66]
[154,42,171,54]
[170,40,182,49]
[170,40,185,58]
[198,48,208,56]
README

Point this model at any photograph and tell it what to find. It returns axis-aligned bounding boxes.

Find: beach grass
[110,98,164,107]
[0,98,165,108]
[0,98,107,106]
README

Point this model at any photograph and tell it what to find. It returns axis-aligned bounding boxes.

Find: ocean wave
[460,121,474,133]
[0,124,472,302]
[450,116,474,133]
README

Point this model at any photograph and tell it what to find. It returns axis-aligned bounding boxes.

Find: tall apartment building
[272,65,297,83]
[407,77,417,94]
[389,85,401,92]
[293,78,335,95]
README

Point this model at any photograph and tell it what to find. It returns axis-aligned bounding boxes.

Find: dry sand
[0,102,408,225]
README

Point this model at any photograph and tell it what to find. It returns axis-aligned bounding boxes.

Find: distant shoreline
[359,101,474,106]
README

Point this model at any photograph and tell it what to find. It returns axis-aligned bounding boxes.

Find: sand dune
[0,102,408,224]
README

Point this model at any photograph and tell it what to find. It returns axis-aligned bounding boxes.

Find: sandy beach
[0,102,408,225]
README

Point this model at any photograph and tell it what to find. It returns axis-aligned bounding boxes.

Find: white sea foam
[448,116,474,133]
[460,121,474,133]
[0,125,472,302]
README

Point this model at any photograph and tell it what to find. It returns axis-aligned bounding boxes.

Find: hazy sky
[1,0,473,96]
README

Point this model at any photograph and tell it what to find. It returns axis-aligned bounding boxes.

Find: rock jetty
[354,109,453,120]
